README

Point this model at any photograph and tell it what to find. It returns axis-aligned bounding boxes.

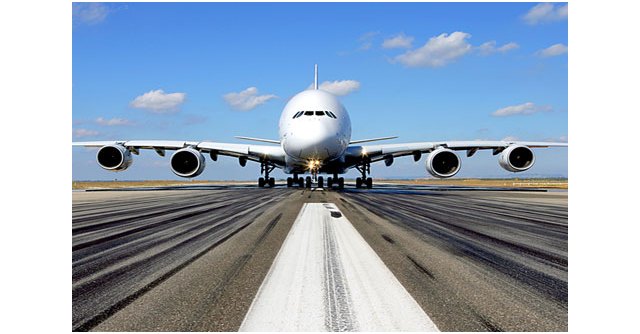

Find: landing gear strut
[327,173,344,190]
[355,162,373,189]
[258,161,276,187]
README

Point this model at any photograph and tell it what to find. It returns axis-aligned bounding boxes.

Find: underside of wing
[344,140,567,178]
[72,139,285,178]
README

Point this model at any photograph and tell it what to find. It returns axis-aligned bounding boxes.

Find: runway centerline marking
[240,203,439,332]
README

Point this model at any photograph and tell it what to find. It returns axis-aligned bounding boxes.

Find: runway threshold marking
[240,203,439,332]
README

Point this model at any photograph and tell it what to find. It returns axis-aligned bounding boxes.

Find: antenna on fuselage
[314,64,318,90]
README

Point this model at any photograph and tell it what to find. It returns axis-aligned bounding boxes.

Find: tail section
[314,64,318,90]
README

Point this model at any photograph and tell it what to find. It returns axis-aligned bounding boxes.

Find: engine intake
[170,148,206,178]
[96,145,132,171]
[426,148,461,178]
[499,145,535,172]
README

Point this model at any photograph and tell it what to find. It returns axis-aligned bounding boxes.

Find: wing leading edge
[345,140,567,164]
[72,140,286,166]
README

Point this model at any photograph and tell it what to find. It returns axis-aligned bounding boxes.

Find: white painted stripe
[240,203,439,332]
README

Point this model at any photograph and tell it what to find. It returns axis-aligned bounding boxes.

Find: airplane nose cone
[285,124,340,160]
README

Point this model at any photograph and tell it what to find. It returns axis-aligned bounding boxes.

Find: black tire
[268,177,275,187]
[356,177,362,188]
[298,178,304,187]
[327,177,333,188]
[258,177,265,187]
[318,176,324,188]
[338,177,344,189]
[287,177,293,187]
[366,177,373,189]
[305,176,312,188]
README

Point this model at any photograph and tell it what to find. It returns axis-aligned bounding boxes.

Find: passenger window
[315,111,325,116]
[304,111,314,116]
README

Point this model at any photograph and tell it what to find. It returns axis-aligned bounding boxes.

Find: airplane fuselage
[278,89,352,174]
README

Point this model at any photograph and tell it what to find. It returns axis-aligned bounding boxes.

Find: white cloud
[73,128,100,138]
[523,3,568,25]
[382,34,414,49]
[492,102,552,117]
[477,41,519,55]
[130,89,186,113]
[394,32,472,68]
[308,80,361,96]
[358,31,380,50]
[537,43,568,57]
[95,117,134,126]
[223,87,277,111]
[72,3,111,25]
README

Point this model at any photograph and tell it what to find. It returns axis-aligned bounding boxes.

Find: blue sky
[72,2,568,181]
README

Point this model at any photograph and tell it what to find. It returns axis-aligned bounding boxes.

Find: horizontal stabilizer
[235,136,281,144]
[349,136,398,144]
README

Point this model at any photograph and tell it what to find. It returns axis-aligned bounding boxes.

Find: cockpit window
[292,111,303,119]
[327,111,337,118]
[304,111,314,116]
[315,111,325,116]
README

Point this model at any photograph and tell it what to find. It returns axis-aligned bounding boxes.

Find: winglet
[314,64,318,90]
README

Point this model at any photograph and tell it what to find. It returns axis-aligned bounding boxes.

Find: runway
[72,184,567,331]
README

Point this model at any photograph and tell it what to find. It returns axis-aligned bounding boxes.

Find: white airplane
[73,65,567,189]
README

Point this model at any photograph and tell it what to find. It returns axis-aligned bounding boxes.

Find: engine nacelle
[170,148,206,178]
[96,145,132,171]
[499,145,535,172]
[426,148,461,178]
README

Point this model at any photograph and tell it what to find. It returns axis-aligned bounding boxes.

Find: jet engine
[499,145,535,172]
[96,145,132,171]
[170,147,206,178]
[426,148,461,178]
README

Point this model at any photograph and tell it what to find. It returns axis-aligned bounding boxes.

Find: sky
[72,2,568,181]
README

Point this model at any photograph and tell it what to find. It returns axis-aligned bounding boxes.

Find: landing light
[307,159,321,170]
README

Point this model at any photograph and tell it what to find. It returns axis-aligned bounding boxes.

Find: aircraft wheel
[268,177,275,187]
[287,177,293,187]
[355,177,362,188]
[318,176,324,188]
[338,177,344,189]
[305,176,312,188]
[327,177,333,188]
[366,177,373,189]
[298,177,304,187]
[258,177,265,187]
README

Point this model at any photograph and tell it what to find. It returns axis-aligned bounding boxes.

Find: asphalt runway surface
[72,184,567,331]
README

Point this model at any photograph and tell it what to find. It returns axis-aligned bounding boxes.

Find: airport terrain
[72,184,568,331]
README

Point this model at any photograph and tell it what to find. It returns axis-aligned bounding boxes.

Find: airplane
[73,65,567,189]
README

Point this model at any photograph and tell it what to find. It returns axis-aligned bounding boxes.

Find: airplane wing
[344,140,568,165]
[73,140,286,166]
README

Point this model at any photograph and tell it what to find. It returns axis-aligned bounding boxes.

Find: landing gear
[318,176,324,188]
[258,162,276,187]
[355,162,373,189]
[305,176,312,188]
[328,173,344,190]
[286,177,293,187]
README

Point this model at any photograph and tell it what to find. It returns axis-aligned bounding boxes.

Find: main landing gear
[355,162,373,189]
[286,173,344,189]
[258,162,275,187]
[327,173,345,190]
[286,173,306,188]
